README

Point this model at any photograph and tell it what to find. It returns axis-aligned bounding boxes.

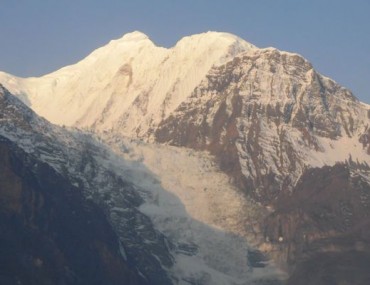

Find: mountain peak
[174,31,255,50]
[116,31,150,42]
[102,31,153,50]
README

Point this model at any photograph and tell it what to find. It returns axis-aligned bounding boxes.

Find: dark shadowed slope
[0,136,147,285]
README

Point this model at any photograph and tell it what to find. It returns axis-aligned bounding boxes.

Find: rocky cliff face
[156,48,369,202]
[263,162,370,284]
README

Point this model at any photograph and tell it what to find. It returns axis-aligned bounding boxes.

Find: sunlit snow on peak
[118,30,150,42]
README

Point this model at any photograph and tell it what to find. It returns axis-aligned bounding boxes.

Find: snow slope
[0,31,254,138]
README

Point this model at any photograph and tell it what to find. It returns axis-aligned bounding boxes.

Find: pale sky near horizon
[0,0,369,102]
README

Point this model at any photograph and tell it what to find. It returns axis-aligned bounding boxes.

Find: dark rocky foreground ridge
[0,137,146,285]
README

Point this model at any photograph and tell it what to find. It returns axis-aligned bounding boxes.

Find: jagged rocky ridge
[1,31,370,284]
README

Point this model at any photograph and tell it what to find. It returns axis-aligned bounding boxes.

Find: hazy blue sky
[1,0,369,102]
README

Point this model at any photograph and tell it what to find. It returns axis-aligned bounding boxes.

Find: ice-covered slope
[101,134,287,284]
[0,31,254,138]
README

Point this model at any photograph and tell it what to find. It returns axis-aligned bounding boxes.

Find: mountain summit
[118,31,151,41]
[0,31,254,135]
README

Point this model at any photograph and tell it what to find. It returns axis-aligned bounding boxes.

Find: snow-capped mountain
[1,31,370,198]
[1,31,370,284]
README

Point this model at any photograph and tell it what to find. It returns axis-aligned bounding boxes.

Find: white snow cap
[109,30,255,51]
[118,31,150,41]
[0,30,256,134]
